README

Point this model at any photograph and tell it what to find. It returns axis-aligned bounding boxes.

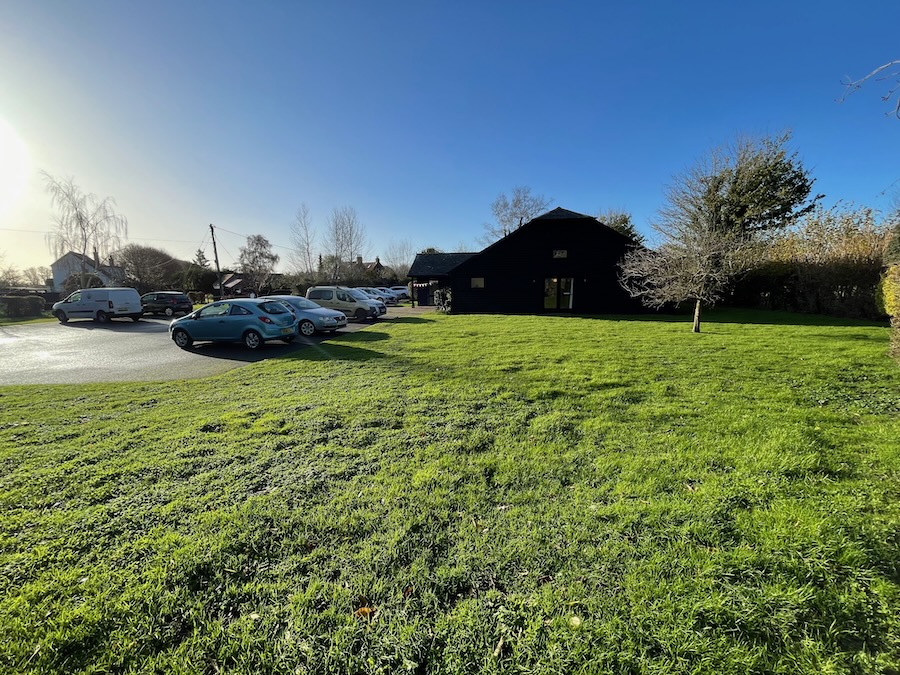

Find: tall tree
[321,206,367,281]
[237,234,279,293]
[480,186,551,245]
[619,133,819,332]
[597,208,645,245]
[289,203,317,275]
[382,239,414,280]
[192,249,210,269]
[117,244,180,293]
[21,266,52,286]
[42,172,128,288]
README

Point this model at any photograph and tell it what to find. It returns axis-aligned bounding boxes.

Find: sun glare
[0,118,31,218]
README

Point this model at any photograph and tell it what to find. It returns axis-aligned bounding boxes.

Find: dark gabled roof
[531,207,596,221]
[408,252,477,278]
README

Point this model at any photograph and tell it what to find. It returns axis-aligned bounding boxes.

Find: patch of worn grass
[0,309,898,674]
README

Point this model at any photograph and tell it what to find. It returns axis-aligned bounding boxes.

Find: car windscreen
[349,289,370,301]
[259,301,291,314]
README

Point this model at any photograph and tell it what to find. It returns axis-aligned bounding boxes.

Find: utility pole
[210,224,224,299]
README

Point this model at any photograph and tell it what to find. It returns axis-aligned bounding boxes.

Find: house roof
[50,251,124,276]
[531,207,596,221]
[408,253,477,278]
[213,272,244,290]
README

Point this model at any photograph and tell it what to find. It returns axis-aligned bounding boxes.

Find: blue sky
[1,0,898,272]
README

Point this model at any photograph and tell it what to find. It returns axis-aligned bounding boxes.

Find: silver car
[262,295,348,336]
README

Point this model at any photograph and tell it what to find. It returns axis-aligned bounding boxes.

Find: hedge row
[0,295,46,318]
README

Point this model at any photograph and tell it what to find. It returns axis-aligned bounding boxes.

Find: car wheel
[96,311,109,323]
[164,307,174,317]
[281,335,295,344]
[172,328,193,349]
[131,315,141,322]
[298,320,315,337]
[55,310,68,324]
[355,308,368,321]
[243,330,263,350]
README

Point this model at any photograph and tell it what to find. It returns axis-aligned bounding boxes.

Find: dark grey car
[141,291,193,317]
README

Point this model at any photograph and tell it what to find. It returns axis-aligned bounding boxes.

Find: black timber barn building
[409,208,642,314]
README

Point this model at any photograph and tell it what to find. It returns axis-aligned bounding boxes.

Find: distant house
[409,208,642,314]
[351,256,388,276]
[50,252,126,292]
[212,273,246,296]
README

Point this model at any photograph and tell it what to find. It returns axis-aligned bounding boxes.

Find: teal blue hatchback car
[169,298,299,350]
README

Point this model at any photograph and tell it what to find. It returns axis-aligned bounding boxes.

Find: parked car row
[52,284,408,351]
[306,286,386,320]
[168,289,380,350]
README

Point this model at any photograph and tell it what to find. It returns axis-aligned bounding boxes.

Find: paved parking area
[0,306,435,386]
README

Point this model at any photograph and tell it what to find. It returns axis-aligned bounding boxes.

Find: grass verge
[1,309,898,674]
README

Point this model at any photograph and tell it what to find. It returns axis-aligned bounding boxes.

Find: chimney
[93,247,99,265]
[356,256,363,265]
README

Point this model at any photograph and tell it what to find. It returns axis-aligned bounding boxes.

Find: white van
[306,286,382,321]
[52,287,144,323]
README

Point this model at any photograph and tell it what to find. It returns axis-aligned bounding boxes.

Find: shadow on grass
[327,330,390,343]
[282,344,388,362]
[534,308,888,329]
[381,316,433,324]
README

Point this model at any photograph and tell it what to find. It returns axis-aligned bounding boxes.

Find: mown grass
[1,309,898,674]
[0,313,55,326]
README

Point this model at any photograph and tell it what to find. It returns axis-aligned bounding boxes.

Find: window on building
[471,277,485,288]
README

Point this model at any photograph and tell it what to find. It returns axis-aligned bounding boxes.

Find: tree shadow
[547,308,888,329]
[381,316,433,324]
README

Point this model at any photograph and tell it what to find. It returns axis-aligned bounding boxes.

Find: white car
[358,287,398,306]
[390,286,410,300]
[375,287,405,303]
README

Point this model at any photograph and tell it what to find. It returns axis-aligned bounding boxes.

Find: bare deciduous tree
[21,266,52,286]
[289,203,317,275]
[382,239,414,280]
[238,235,279,294]
[42,171,128,287]
[620,134,818,332]
[0,250,21,287]
[841,60,900,118]
[322,206,367,281]
[480,186,551,245]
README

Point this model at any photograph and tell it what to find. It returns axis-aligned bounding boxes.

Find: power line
[0,227,206,246]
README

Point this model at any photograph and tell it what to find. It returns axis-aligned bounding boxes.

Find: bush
[434,287,452,313]
[0,295,46,317]
[877,264,900,317]
[731,206,891,319]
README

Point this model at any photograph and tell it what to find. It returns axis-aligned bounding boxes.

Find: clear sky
[1,0,898,273]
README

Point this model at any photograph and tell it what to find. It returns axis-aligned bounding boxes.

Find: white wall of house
[50,252,122,292]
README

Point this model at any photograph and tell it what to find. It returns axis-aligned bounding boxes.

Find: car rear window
[259,301,290,314]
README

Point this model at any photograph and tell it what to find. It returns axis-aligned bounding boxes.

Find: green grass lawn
[1,310,898,674]
[0,313,55,326]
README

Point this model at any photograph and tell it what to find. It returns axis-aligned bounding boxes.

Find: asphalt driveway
[0,315,375,386]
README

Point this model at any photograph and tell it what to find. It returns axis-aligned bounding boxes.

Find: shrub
[732,206,891,319]
[0,295,46,317]
[434,287,452,313]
